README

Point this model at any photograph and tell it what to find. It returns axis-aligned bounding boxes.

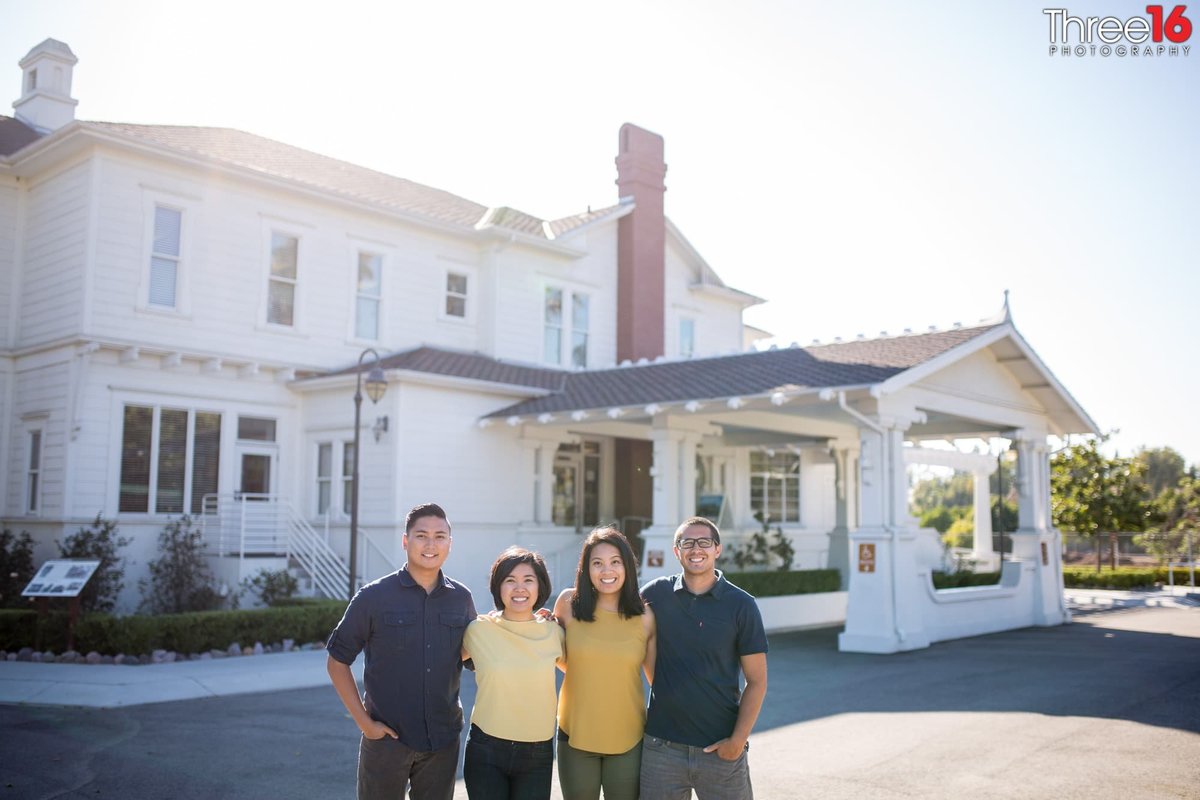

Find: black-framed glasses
[677,537,716,550]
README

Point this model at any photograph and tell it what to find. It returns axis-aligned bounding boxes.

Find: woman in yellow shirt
[554,527,656,800]
[463,547,564,800]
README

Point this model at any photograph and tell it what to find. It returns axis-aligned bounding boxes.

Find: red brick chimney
[615,123,666,363]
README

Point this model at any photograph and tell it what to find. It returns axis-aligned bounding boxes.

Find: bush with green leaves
[0,601,347,655]
[140,516,223,615]
[722,511,796,571]
[932,571,1002,589]
[722,569,840,597]
[0,529,36,608]
[241,568,299,607]
[57,515,130,613]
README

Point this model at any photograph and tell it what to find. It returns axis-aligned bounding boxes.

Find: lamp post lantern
[348,348,387,599]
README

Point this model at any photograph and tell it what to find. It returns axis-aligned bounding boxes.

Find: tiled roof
[320,346,566,392]
[487,324,1003,417]
[56,122,626,241]
[0,116,42,157]
[545,203,628,237]
[80,122,492,229]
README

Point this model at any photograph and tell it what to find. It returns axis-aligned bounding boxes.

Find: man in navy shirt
[327,502,476,800]
[640,516,768,800]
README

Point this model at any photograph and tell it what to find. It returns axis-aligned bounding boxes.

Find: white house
[0,40,1098,653]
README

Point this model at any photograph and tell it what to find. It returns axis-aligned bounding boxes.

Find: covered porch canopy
[478,311,1097,652]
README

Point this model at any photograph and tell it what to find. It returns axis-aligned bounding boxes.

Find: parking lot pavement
[2,605,1197,799]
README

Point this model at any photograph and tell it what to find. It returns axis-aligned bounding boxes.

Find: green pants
[556,732,642,800]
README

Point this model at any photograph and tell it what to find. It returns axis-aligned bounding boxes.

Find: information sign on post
[22,559,102,652]
[22,559,101,597]
[858,543,876,573]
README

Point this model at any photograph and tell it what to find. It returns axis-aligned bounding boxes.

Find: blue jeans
[357,734,459,800]
[463,723,554,800]
[638,734,753,800]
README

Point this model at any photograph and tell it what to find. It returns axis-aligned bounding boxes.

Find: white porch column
[1009,429,1068,626]
[839,417,930,654]
[678,432,700,523]
[639,416,713,582]
[535,442,555,525]
[972,467,994,565]
[827,441,858,589]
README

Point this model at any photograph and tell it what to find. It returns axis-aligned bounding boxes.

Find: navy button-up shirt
[327,565,476,751]
[642,571,768,747]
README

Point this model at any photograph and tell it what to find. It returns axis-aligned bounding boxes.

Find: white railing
[200,493,350,600]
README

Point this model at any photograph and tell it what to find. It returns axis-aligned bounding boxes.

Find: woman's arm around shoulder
[642,604,657,685]
[553,588,574,672]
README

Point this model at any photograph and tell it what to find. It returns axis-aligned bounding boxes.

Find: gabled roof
[0,116,41,156]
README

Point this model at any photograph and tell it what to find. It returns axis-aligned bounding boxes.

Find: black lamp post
[348,348,387,600]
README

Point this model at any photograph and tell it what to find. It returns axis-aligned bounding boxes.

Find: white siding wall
[87,152,497,368]
[18,162,90,346]
[0,180,18,350]
[5,350,70,517]
[491,223,619,368]
[664,238,746,358]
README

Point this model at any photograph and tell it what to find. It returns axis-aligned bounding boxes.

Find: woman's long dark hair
[570,526,645,622]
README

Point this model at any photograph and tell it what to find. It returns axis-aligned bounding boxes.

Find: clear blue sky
[3,0,1197,464]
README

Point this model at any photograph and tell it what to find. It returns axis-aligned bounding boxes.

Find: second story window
[268,232,298,326]
[544,287,564,365]
[356,252,382,340]
[445,272,468,318]
[679,317,695,358]
[544,286,590,367]
[149,206,182,309]
[571,293,589,368]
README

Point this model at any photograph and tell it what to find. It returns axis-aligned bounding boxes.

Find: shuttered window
[149,206,181,308]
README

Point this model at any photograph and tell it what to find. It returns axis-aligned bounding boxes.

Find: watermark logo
[1044,5,1192,56]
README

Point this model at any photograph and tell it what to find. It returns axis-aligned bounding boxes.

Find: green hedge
[1064,567,1160,589]
[723,569,840,597]
[0,600,348,655]
[932,571,1002,589]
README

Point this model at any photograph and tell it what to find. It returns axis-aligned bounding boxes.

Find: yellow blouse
[557,608,648,754]
[464,614,564,742]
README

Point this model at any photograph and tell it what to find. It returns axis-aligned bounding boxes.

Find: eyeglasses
[677,537,716,550]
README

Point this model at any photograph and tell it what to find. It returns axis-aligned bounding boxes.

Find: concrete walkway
[0,588,1194,709]
[0,601,1197,799]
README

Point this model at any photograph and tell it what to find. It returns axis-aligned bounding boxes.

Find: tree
[0,529,36,608]
[1051,437,1151,571]
[1134,446,1187,498]
[57,515,131,613]
[1138,476,1200,565]
[140,516,222,614]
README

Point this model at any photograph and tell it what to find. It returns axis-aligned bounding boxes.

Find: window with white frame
[316,443,333,515]
[342,441,355,515]
[148,205,182,309]
[355,252,382,339]
[26,429,42,514]
[749,449,800,524]
[571,293,590,368]
[119,405,222,514]
[268,232,299,326]
[544,286,590,367]
[445,271,468,318]
[679,317,695,358]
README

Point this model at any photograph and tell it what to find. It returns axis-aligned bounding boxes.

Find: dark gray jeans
[357,734,459,800]
[638,734,752,800]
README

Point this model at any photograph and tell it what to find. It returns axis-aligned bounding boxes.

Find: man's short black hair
[406,502,451,534]
[488,547,552,610]
[673,516,721,546]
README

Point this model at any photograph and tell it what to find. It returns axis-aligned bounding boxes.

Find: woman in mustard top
[554,527,656,800]
[463,547,564,800]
